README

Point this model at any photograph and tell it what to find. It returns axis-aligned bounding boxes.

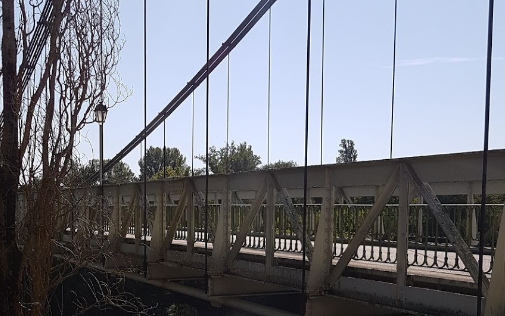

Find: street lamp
[96,0,107,242]
[94,101,108,124]
[94,101,108,187]
[95,101,107,237]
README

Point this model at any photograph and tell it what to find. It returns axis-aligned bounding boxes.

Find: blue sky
[80,0,505,175]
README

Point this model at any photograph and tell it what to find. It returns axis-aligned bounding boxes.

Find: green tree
[138,146,189,180]
[196,141,261,174]
[151,166,190,180]
[64,159,136,186]
[76,159,136,185]
[106,160,136,184]
[261,160,298,169]
[336,139,358,163]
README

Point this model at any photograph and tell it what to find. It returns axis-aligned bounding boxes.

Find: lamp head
[94,101,108,124]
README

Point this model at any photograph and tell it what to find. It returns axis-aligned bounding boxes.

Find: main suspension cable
[477,0,495,315]
[85,0,278,185]
[302,0,312,297]
[389,0,398,159]
[18,1,54,94]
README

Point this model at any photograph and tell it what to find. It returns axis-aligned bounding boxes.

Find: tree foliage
[196,141,261,174]
[66,159,136,185]
[336,139,358,163]
[151,166,191,180]
[261,160,298,170]
[138,146,189,180]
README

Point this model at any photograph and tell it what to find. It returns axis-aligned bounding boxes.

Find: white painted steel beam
[186,187,195,254]
[270,173,314,260]
[404,163,490,295]
[189,179,216,242]
[396,164,409,303]
[225,177,267,268]
[484,203,505,316]
[156,183,188,260]
[327,165,400,288]
[92,150,505,202]
[148,184,166,262]
[211,178,231,273]
[265,176,276,273]
[307,169,334,294]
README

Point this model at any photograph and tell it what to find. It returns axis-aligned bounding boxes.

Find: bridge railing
[330,203,502,273]
[52,186,502,275]
[36,150,505,291]
[98,196,502,274]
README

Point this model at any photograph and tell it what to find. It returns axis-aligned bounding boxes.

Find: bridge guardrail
[99,200,502,274]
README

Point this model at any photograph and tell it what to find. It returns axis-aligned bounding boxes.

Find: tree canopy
[138,146,189,180]
[261,160,298,170]
[151,166,191,180]
[196,141,261,174]
[336,139,358,163]
[67,159,136,185]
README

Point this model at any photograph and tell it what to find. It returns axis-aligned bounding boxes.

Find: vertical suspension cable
[163,109,167,178]
[99,0,108,249]
[267,8,272,168]
[302,0,312,297]
[67,43,73,238]
[142,0,148,277]
[477,1,495,315]
[226,55,230,173]
[99,0,104,236]
[389,0,398,159]
[204,0,210,293]
[99,0,103,96]
[163,120,166,178]
[319,0,325,165]
[192,92,195,176]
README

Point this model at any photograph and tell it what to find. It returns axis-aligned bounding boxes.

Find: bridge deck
[118,233,488,295]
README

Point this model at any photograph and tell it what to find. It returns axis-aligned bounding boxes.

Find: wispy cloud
[383,56,505,68]
[395,57,477,67]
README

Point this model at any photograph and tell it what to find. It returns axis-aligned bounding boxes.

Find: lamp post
[94,101,107,235]
[94,101,107,185]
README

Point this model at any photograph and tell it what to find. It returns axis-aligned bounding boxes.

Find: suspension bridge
[31,150,505,315]
[8,0,505,315]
